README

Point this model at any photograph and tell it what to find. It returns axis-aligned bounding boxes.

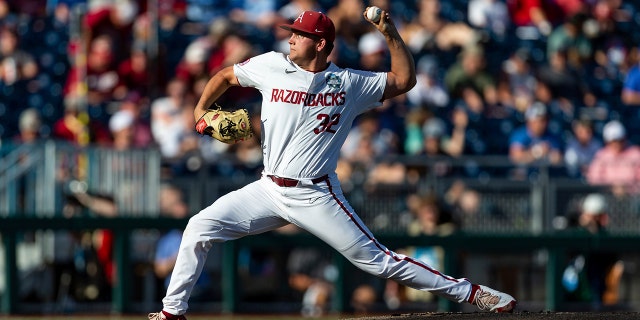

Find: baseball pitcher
[149,7,516,320]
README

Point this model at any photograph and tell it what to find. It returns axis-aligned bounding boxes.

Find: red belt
[268,174,329,187]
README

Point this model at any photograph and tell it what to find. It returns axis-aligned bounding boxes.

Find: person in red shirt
[52,95,111,147]
[115,44,150,98]
[507,0,564,36]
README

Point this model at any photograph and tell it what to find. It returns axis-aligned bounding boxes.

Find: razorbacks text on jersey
[234,51,387,180]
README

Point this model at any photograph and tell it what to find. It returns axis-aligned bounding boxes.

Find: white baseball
[366,6,382,23]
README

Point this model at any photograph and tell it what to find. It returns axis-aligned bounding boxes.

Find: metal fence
[4,142,638,234]
[0,141,161,217]
[2,142,640,315]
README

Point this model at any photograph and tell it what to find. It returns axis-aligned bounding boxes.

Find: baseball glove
[195,105,253,144]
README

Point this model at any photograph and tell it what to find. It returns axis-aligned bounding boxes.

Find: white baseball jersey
[234,51,386,180]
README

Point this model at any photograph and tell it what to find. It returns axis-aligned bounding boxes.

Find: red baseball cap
[279,11,335,43]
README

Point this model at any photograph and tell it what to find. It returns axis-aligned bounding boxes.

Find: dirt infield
[348,312,640,320]
[2,312,640,320]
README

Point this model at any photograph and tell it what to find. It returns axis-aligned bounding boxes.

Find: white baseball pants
[162,174,473,314]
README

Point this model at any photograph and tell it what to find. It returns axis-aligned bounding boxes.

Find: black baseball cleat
[469,284,517,313]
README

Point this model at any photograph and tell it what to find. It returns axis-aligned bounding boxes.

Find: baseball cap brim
[279,25,320,39]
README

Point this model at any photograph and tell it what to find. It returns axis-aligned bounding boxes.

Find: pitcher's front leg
[162,180,288,315]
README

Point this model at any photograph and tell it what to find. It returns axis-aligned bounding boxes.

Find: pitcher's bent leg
[292,178,473,304]
[340,236,472,303]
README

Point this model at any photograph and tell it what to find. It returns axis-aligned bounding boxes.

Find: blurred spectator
[150,77,193,160]
[203,18,232,73]
[226,133,263,176]
[563,193,624,309]
[419,116,454,177]
[116,92,154,149]
[555,0,589,19]
[445,180,479,218]
[350,283,378,315]
[341,111,404,186]
[564,119,602,178]
[445,105,488,157]
[535,47,595,114]
[547,13,592,68]
[406,55,449,110]
[286,246,336,317]
[578,193,610,234]
[406,193,458,236]
[621,51,640,106]
[588,0,636,98]
[341,111,399,165]
[498,48,537,113]
[207,30,255,77]
[404,107,431,155]
[61,184,117,303]
[131,9,151,46]
[590,34,630,97]
[467,0,511,40]
[228,0,278,38]
[366,160,408,186]
[184,0,230,23]
[62,175,119,298]
[586,120,640,196]
[584,0,638,74]
[208,35,261,109]
[0,0,19,28]
[108,109,135,151]
[84,0,138,64]
[446,180,508,227]
[52,95,111,146]
[401,0,479,54]
[177,19,258,106]
[65,35,119,121]
[357,31,388,71]
[444,45,498,106]
[278,0,324,21]
[456,74,513,123]
[421,116,449,156]
[327,0,370,68]
[115,43,150,98]
[384,193,456,309]
[156,0,197,80]
[12,108,42,145]
[509,102,563,166]
[0,26,38,85]
[175,38,212,90]
[589,0,633,41]
[506,0,561,37]
[153,184,212,300]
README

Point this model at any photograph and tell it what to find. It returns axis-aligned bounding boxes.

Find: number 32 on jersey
[314,113,341,134]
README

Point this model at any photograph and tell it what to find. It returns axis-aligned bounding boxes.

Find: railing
[1,216,639,314]
[2,142,640,314]
[0,141,161,217]
[3,141,633,234]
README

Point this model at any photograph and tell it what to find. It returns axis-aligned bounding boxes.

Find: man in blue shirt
[509,102,563,166]
[622,60,640,106]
